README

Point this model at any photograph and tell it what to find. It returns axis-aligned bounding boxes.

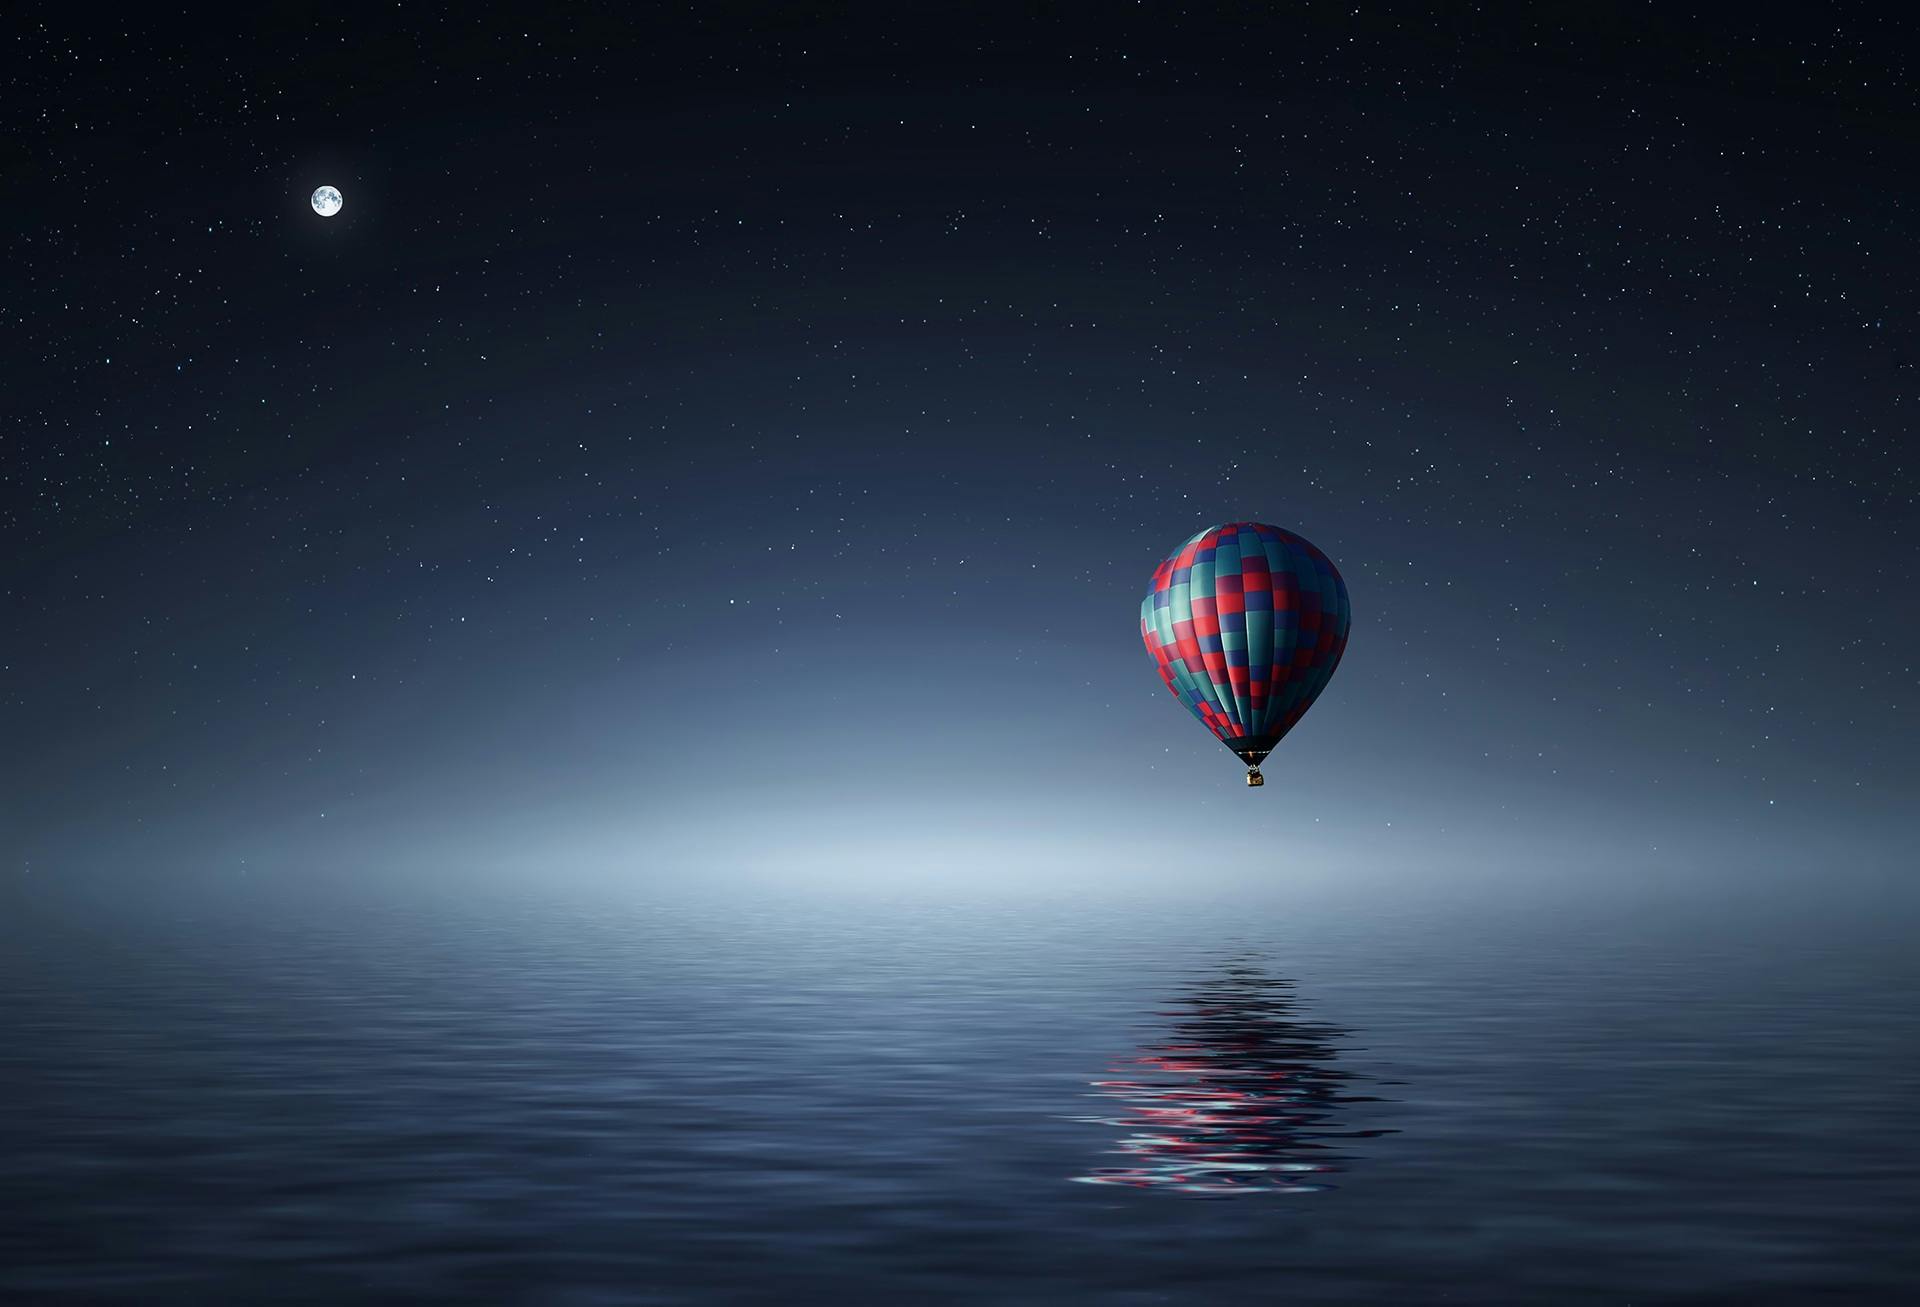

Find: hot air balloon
[1140,521,1350,786]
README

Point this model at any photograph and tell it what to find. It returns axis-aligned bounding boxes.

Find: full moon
[311,185,343,217]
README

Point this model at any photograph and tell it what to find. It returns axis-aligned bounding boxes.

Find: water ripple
[1071,959,1395,1194]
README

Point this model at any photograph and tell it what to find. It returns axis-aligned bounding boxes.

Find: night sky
[8,5,1916,893]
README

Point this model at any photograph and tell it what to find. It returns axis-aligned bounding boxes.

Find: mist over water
[3,868,1915,1303]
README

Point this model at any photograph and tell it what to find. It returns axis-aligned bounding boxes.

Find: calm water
[2,878,1915,1303]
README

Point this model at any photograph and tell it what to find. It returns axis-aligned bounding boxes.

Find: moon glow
[311,186,343,217]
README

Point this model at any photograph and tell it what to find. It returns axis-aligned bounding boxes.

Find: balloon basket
[1246,768,1265,787]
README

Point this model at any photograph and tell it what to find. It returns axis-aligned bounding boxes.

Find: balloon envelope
[1140,521,1350,771]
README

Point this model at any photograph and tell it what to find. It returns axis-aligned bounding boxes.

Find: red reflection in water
[1072,962,1392,1195]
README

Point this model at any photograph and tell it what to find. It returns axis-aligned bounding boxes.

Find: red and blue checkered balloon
[1141,522,1350,773]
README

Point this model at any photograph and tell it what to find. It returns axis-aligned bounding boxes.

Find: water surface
[2,878,1914,1302]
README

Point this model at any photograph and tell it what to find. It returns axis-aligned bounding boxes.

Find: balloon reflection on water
[1072,961,1393,1195]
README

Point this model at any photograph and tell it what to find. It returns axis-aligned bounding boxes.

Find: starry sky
[7,5,1916,894]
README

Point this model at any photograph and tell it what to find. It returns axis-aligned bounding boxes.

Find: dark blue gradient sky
[7,5,1916,893]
